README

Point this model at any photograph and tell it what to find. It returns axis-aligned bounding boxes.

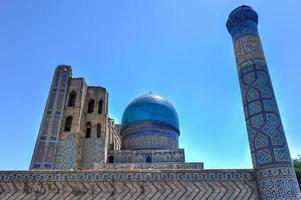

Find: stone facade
[227,5,301,199]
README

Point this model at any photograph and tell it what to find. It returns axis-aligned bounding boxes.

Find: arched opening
[68,92,76,107]
[108,155,114,163]
[146,156,152,163]
[64,116,73,131]
[87,99,95,113]
[97,123,101,138]
[86,122,91,138]
[98,99,103,114]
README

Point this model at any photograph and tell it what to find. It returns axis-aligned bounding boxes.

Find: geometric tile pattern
[256,166,301,200]
[81,138,105,169]
[239,59,292,167]
[54,133,77,170]
[0,169,259,200]
[108,149,185,163]
[227,5,301,199]
[226,6,258,41]
[94,162,203,170]
[121,121,179,150]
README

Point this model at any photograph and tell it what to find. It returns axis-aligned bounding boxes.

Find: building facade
[29,65,196,171]
[30,65,121,170]
[0,5,300,200]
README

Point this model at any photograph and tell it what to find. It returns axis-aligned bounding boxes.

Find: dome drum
[121,120,179,150]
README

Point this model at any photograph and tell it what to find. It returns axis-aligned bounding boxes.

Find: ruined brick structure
[29,65,121,170]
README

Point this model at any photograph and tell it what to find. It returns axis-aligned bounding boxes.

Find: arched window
[108,155,114,163]
[146,156,152,163]
[88,99,94,113]
[97,123,101,138]
[98,99,103,114]
[64,116,73,131]
[68,92,76,107]
[110,143,114,150]
[86,122,91,138]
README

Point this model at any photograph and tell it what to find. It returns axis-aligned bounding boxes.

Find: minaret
[30,65,71,169]
[227,6,301,199]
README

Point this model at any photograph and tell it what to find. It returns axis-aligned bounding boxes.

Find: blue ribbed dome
[121,93,179,130]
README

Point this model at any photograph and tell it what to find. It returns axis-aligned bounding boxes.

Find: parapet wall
[0,169,258,199]
[94,162,204,170]
[108,149,185,163]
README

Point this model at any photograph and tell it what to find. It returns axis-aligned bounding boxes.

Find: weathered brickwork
[0,170,258,200]
[82,138,105,169]
[30,65,121,171]
[227,5,301,199]
[30,65,71,170]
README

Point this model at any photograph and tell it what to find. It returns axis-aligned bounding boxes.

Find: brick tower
[30,65,72,169]
[227,5,301,199]
[30,65,121,170]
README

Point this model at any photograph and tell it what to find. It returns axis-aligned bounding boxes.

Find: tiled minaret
[227,6,301,199]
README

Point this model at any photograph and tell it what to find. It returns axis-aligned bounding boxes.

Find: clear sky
[0,0,300,170]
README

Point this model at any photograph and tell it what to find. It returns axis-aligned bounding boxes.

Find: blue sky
[0,0,300,170]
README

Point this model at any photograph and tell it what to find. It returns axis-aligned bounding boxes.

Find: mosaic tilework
[227,5,301,199]
[226,5,258,41]
[234,35,265,67]
[108,149,185,163]
[122,93,180,130]
[121,121,179,150]
[81,138,105,169]
[54,134,77,170]
[239,60,292,167]
[256,166,301,200]
[94,162,203,170]
[0,169,256,182]
[0,169,258,199]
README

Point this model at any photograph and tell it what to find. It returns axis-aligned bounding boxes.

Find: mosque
[0,5,300,200]
[29,67,203,171]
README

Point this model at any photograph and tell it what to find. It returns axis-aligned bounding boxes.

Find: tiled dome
[121,93,179,130]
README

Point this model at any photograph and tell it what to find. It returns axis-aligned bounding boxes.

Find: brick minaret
[30,65,71,169]
[227,6,301,199]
